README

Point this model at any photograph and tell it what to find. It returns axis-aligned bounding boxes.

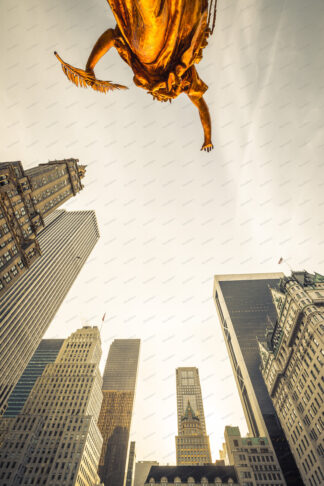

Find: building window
[3,272,11,283]
[2,223,9,234]
[17,260,24,269]
[10,265,18,276]
[0,279,4,290]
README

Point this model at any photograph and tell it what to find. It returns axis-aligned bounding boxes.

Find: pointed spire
[184,400,196,419]
[269,287,285,318]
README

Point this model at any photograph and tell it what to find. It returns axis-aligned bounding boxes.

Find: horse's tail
[207,0,218,35]
[54,52,128,93]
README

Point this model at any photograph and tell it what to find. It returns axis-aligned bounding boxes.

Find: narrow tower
[125,441,136,486]
[175,367,212,465]
[98,339,140,486]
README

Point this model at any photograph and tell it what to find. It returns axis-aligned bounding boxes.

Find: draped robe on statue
[54,0,216,150]
[108,0,210,100]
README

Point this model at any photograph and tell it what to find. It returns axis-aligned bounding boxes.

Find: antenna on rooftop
[100,312,106,333]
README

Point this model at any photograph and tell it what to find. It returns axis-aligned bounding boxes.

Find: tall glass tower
[213,273,304,486]
[175,367,212,465]
[3,339,63,418]
[0,209,100,415]
[98,339,140,486]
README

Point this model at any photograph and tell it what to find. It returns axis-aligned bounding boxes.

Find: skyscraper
[0,159,85,296]
[98,339,140,486]
[0,327,103,485]
[175,367,212,465]
[125,441,136,486]
[3,339,63,418]
[259,271,324,486]
[213,273,304,486]
[0,209,100,415]
[220,426,286,486]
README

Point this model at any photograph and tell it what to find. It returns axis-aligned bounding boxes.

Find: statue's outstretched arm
[188,94,213,152]
[55,28,126,92]
[86,28,116,74]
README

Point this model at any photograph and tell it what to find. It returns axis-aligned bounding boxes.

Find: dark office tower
[4,339,63,418]
[125,441,136,486]
[0,159,85,296]
[98,339,140,486]
[213,273,304,486]
[0,209,100,416]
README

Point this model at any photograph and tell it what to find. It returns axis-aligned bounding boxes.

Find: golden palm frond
[54,52,128,93]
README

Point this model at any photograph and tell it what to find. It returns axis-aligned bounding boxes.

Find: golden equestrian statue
[55,0,217,151]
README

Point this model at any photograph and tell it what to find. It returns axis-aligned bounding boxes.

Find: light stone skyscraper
[0,327,104,485]
[0,209,100,416]
[213,273,304,486]
[259,271,324,486]
[0,159,86,297]
[220,426,286,486]
[175,367,212,465]
[98,339,140,486]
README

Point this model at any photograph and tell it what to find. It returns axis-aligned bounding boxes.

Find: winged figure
[55,0,217,151]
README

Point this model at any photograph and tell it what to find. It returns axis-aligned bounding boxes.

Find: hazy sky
[1,0,324,464]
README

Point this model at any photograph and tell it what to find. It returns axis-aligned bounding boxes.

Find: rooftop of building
[279,270,324,290]
[224,426,269,446]
[145,465,238,484]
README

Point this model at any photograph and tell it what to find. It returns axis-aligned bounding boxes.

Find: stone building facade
[0,159,85,296]
[176,368,212,465]
[259,271,324,486]
[0,327,103,486]
[176,401,212,466]
[221,426,286,486]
